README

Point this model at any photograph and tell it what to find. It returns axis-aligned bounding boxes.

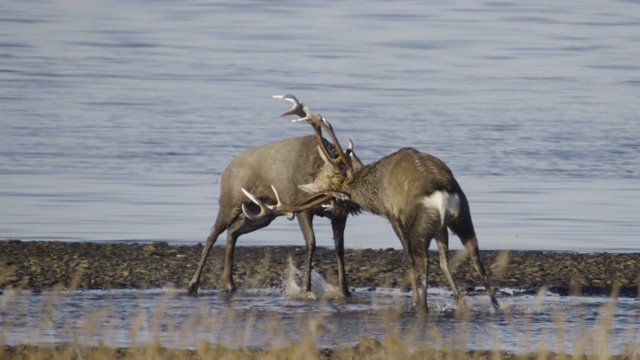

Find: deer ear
[298,183,322,194]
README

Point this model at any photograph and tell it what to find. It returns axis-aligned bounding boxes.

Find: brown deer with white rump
[187,134,360,297]
[243,95,499,311]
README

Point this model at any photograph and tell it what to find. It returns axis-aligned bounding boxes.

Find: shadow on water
[1,262,638,354]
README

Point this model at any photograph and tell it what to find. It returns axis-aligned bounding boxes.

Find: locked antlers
[241,186,349,221]
[274,95,353,174]
[241,95,354,221]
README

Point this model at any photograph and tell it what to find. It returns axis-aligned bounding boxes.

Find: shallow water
[1,265,639,354]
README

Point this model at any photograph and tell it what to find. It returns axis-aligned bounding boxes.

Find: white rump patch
[423,191,460,225]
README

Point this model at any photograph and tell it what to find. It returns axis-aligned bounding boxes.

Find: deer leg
[463,236,500,309]
[422,238,432,310]
[407,258,421,308]
[391,221,421,307]
[331,215,350,297]
[221,215,274,292]
[188,223,225,295]
[221,230,239,292]
[297,211,316,294]
[436,229,465,306]
[409,208,436,312]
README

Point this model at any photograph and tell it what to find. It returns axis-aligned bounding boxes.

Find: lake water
[1,0,640,354]
[1,0,639,252]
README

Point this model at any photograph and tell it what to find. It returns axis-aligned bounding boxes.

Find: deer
[187,134,360,297]
[242,95,500,312]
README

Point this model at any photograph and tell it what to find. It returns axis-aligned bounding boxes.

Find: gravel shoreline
[1,239,639,297]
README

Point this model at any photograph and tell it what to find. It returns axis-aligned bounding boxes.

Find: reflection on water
[1,275,638,354]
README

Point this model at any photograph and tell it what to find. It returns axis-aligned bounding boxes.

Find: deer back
[341,148,466,221]
[219,136,324,206]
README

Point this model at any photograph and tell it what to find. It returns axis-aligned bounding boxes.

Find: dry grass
[0,274,638,359]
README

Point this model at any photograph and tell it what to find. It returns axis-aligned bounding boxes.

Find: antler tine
[273,95,353,174]
[241,188,271,221]
[270,184,291,216]
[322,200,335,212]
[271,185,295,220]
[320,115,333,130]
[241,186,339,221]
[272,94,306,118]
[314,115,353,173]
[241,187,295,221]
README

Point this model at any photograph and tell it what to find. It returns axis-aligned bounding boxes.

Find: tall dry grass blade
[491,250,511,281]
[242,307,258,348]
[594,289,618,359]
[515,286,549,355]
[449,249,469,274]
[551,303,567,357]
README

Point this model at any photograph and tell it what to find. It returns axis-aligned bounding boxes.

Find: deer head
[240,95,359,221]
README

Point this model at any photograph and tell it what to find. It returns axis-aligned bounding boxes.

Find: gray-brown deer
[187,134,360,296]
[243,95,499,311]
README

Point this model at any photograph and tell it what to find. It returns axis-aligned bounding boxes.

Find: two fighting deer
[190,95,499,312]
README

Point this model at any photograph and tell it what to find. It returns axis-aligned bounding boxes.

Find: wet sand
[1,239,638,297]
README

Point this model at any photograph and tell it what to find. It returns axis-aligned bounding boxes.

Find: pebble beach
[1,240,638,297]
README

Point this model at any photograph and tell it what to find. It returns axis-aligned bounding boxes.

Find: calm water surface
[1,0,640,353]
[1,0,639,251]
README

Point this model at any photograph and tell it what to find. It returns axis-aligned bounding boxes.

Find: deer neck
[344,161,387,217]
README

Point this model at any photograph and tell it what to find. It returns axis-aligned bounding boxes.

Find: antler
[273,94,353,174]
[241,185,339,221]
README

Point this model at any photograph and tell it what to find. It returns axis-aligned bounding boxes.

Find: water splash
[281,257,344,300]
